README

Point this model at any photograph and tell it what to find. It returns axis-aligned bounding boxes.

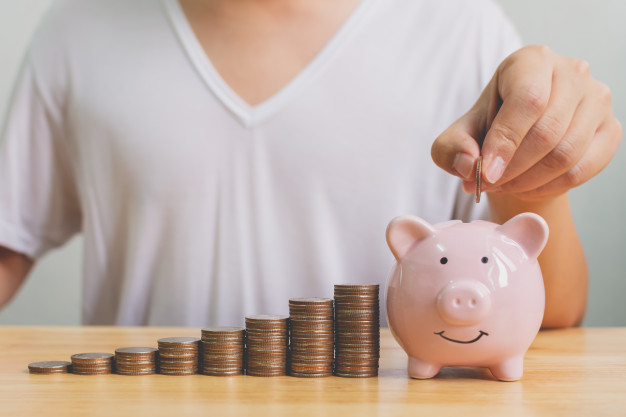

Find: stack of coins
[288,298,334,377]
[200,327,245,376]
[114,347,158,375]
[334,284,380,377]
[157,337,200,376]
[245,315,289,377]
[28,361,71,374]
[70,353,114,375]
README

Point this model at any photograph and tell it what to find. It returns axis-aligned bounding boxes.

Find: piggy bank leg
[489,356,524,381]
[407,357,441,379]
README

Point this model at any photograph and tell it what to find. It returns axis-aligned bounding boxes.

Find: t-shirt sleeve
[452,0,523,223]
[0,57,81,259]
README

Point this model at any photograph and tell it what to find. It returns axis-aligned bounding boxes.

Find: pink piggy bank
[385,213,549,381]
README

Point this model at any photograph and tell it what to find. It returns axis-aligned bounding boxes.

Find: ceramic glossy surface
[385,213,549,381]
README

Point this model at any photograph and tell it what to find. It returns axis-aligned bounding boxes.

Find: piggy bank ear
[386,215,436,261]
[496,213,549,259]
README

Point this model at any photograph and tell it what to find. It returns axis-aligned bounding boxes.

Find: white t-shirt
[0,0,520,325]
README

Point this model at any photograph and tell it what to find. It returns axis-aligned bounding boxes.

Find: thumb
[431,108,483,180]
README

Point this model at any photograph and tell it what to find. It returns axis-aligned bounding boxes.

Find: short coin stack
[334,284,380,377]
[114,347,158,375]
[157,337,200,376]
[288,298,334,377]
[28,361,71,374]
[71,353,114,375]
[201,326,245,376]
[245,315,289,377]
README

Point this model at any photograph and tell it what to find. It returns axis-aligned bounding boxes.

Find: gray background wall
[0,0,624,326]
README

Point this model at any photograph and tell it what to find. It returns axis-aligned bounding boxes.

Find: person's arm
[0,246,33,309]
[431,45,622,328]
[488,193,586,328]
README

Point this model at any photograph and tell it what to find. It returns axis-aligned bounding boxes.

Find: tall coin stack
[245,315,289,377]
[157,337,200,376]
[288,298,334,377]
[70,353,114,375]
[114,347,158,375]
[334,284,380,377]
[201,327,245,376]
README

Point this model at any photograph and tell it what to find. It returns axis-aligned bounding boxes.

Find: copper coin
[475,155,483,203]
[246,371,286,377]
[203,371,244,376]
[290,371,333,378]
[120,371,157,374]
[28,361,72,374]
[159,371,197,376]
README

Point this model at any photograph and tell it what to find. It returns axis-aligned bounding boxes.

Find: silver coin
[201,326,245,333]
[115,347,158,354]
[28,360,71,369]
[157,337,200,344]
[289,297,333,304]
[71,353,114,361]
[245,314,289,321]
[28,361,72,373]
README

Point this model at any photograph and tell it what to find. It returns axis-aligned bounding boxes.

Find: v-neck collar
[161,0,377,128]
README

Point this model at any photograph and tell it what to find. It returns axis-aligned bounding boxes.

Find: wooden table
[1,326,625,416]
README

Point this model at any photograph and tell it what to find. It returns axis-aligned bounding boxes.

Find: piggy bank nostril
[436,281,492,325]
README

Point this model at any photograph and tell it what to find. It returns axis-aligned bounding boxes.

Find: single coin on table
[28,361,72,374]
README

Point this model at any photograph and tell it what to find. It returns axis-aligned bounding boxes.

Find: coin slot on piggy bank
[385,213,549,381]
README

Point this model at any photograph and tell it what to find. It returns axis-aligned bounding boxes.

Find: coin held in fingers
[475,155,483,204]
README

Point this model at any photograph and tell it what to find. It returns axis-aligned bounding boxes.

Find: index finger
[481,47,553,184]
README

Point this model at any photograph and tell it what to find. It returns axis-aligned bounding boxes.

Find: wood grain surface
[1,326,625,417]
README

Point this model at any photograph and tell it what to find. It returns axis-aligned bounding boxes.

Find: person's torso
[30,0,514,325]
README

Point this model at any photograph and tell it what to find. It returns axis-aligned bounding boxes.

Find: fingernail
[453,153,475,179]
[462,180,474,194]
[485,156,505,184]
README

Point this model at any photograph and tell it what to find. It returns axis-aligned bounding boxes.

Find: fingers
[497,57,585,185]
[498,79,606,193]
[432,45,621,201]
[512,116,622,201]
[431,107,482,180]
[481,46,553,184]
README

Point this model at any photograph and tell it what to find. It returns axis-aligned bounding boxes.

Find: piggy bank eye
[481,257,489,264]
[440,257,448,265]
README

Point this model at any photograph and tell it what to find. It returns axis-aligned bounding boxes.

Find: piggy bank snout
[436,281,491,326]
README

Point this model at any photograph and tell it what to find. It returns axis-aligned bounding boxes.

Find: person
[0,0,621,328]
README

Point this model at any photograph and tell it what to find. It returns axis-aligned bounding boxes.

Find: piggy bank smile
[434,330,489,344]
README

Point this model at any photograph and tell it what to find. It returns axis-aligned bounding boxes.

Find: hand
[431,45,622,201]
